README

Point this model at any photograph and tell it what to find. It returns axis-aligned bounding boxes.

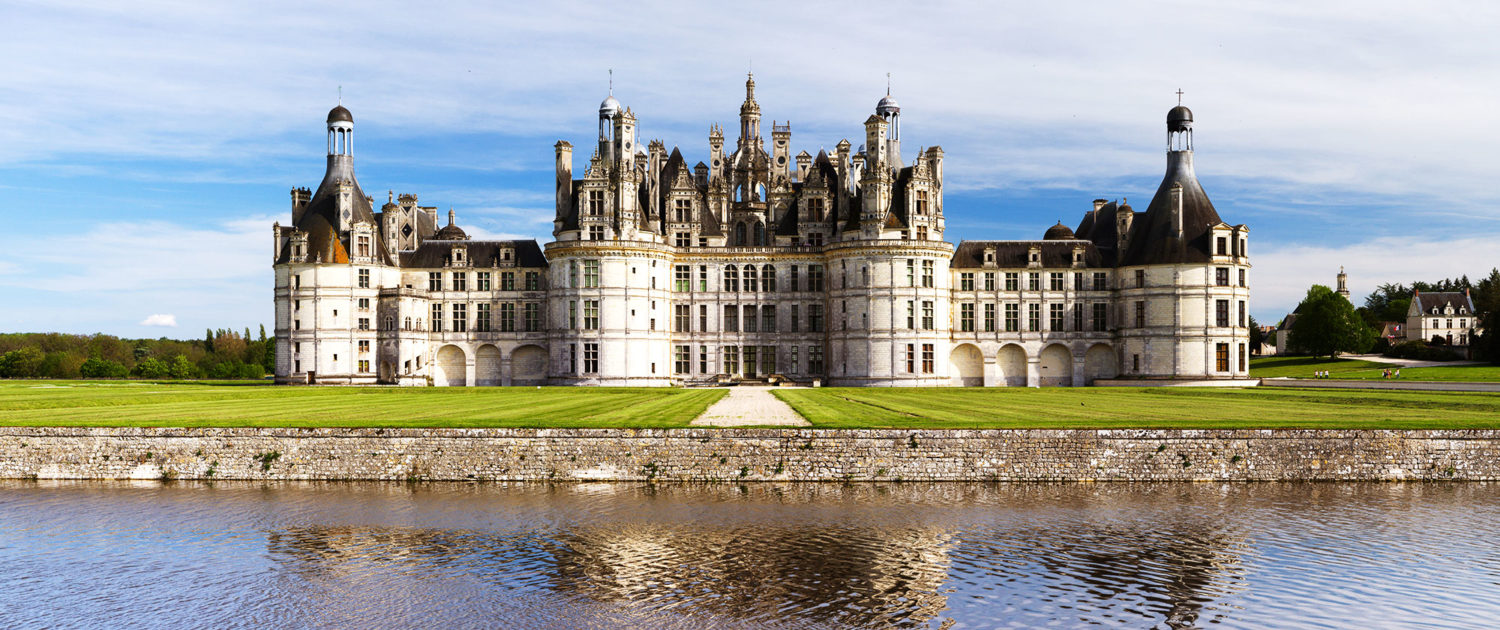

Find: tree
[1475,269,1500,364]
[136,357,169,379]
[204,329,214,354]
[169,354,197,380]
[1248,315,1264,354]
[0,347,44,378]
[1290,285,1375,357]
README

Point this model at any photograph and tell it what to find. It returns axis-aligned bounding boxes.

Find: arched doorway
[512,345,548,385]
[475,345,501,386]
[1083,344,1119,385]
[997,344,1027,387]
[1039,344,1073,387]
[434,345,466,387]
[949,344,983,386]
[378,360,394,384]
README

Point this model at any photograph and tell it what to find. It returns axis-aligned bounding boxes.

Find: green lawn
[1250,356,1500,382]
[773,387,1500,430]
[0,381,725,428]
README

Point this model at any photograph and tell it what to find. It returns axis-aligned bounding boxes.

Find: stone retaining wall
[2,428,1497,482]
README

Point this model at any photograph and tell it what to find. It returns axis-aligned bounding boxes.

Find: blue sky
[2,1,1498,337]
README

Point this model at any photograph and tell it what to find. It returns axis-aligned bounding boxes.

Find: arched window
[754,222,766,246]
[734,222,747,246]
[743,265,758,292]
[384,316,394,330]
[724,265,739,292]
[756,183,767,201]
[762,264,775,292]
[404,316,412,330]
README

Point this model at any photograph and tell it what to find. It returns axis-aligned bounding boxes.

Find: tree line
[0,327,276,379]
[1284,268,1500,362]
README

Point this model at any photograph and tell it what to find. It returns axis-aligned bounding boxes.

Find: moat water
[2,481,1497,629]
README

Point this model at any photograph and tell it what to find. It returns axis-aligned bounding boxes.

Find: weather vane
[887,72,892,95]
[608,69,613,95]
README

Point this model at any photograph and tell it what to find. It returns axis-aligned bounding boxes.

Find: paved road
[1261,378,1500,393]
[690,387,810,427]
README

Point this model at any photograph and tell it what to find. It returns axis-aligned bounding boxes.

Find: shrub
[80,358,130,378]
[135,357,170,379]
[1384,341,1460,362]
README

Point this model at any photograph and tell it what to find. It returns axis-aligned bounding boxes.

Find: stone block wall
[0,428,1496,482]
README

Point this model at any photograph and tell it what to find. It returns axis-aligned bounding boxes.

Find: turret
[772,121,791,179]
[738,73,761,149]
[1337,267,1350,301]
[876,79,901,167]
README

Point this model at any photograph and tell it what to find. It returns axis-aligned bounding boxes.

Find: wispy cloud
[139,314,177,327]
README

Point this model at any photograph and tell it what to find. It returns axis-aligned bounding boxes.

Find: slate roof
[398,240,548,268]
[1118,150,1224,266]
[951,240,1104,269]
[1413,291,1476,316]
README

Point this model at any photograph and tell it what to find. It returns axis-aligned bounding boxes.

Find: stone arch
[1039,344,1073,387]
[1083,343,1119,385]
[475,344,502,386]
[511,344,548,385]
[949,343,983,386]
[997,344,1027,387]
[434,344,466,387]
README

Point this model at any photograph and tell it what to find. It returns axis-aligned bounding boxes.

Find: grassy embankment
[0,381,724,428]
[773,387,1500,430]
[1250,356,1500,381]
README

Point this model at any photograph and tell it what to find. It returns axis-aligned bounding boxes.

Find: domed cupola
[599,94,621,118]
[327,104,353,124]
[1044,221,1075,240]
[434,208,469,241]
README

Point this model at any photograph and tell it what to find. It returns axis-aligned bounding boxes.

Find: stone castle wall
[1,428,1496,482]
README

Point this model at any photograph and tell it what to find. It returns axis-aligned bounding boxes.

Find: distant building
[272,77,1251,386]
[1406,290,1479,348]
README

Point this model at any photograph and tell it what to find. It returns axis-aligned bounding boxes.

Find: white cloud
[139,313,177,327]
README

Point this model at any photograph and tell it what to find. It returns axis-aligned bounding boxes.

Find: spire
[745,71,756,102]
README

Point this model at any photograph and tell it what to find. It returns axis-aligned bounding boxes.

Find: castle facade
[273,76,1251,386]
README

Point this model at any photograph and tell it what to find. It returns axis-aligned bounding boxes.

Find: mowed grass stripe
[773,387,1500,429]
[0,383,725,428]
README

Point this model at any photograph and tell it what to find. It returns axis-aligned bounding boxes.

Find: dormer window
[356,234,371,258]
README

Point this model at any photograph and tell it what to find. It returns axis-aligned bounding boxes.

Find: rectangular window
[1135,301,1146,328]
[499,303,514,332]
[583,260,600,288]
[584,300,600,330]
[1216,342,1230,372]
[675,304,691,332]
[569,262,579,288]
[469,271,486,292]
[584,343,599,373]
[1028,303,1041,331]
[746,266,759,293]
[357,297,370,312]
[790,304,800,332]
[1050,303,1064,331]
[700,304,708,332]
[984,272,996,291]
[428,272,442,292]
[452,303,467,332]
[477,303,494,332]
[452,272,467,292]
[1238,301,1247,327]
[808,345,824,373]
[725,305,739,332]
[524,302,540,332]
[357,268,370,288]
[921,344,935,374]
[1238,343,1247,373]
[675,265,691,292]
[1093,272,1107,290]
[1072,304,1083,331]
[724,346,739,375]
[922,301,935,330]
[761,345,776,375]
[675,232,691,248]
[1073,273,1084,291]
[905,343,916,373]
[764,266,777,292]
[1005,272,1019,291]
[358,359,370,373]
[1005,303,1019,332]
[699,265,709,291]
[499,272,514,291]
[674,198,692,222]
[922,260,934,288]
[525,271,540,291]
[906,260,916,287]
[568,301,577,329]
[1239,269,1246,287]
[1049,272,1064,291]
[809,265,825,291]
[699,345,709,374]
[762,305,776,332]
[906,301,916,329]
[358,340,369,354]
[724,266,739,292]
[1092,303,1108,331]
[1216,268,1229,287]
[1028,273,1040,291]
[589,225,606,241]
[1216,237,1228,256]
[1133,354,1140,372]
[431,303,443,332]
[1135,269,1145,287]
[587,190,604,215]
[675,345,690,374]
[789,265,800,292]
[357,317,370,331]
[809,304,824,332]
[744,305,758,333]
[960,272,974,291]
[1216,299,1230,327]
[790,345,799,373]
[984,303,996,332]
[960,303,975,332]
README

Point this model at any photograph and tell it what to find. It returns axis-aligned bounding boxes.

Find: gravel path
[690,387,809,427]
